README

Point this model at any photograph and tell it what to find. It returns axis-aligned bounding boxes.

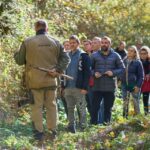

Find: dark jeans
[91,91,115,124]
[98,100,104,124]
[142,92,149,115]
[85,87,93,118]
[61,96,68,117]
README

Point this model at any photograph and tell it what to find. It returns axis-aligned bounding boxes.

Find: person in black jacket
[82,39,94,120]
[115,41,127,60]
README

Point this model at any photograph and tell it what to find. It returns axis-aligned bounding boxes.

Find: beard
[101,46,109,52]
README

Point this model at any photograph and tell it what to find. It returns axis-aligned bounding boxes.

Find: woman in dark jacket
[139,46,150,115]
[121,46,144,118]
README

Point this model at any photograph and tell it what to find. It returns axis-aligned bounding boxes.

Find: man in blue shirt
[64,35,91,133]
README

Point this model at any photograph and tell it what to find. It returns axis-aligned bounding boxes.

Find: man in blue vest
[91,36,125,124]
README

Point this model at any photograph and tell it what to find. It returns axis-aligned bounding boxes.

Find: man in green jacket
[14,19,70,141]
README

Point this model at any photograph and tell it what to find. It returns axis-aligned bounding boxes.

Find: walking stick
[32,66,74,80]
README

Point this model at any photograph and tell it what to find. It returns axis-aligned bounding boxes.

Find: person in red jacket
[139,46,150,115]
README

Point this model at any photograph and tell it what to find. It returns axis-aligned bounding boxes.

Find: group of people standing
[14,19,150,142]
[62,35,150,131]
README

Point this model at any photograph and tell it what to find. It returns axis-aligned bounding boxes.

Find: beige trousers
[31,89,57,132]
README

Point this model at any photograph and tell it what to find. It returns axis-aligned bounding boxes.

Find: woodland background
[0,0,150,149]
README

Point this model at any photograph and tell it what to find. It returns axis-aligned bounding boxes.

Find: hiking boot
[33,130,44,141]
[67,125,76,133]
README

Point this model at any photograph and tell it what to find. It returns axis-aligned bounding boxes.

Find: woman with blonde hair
[121,46,144,117]
[140,46,150,115]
